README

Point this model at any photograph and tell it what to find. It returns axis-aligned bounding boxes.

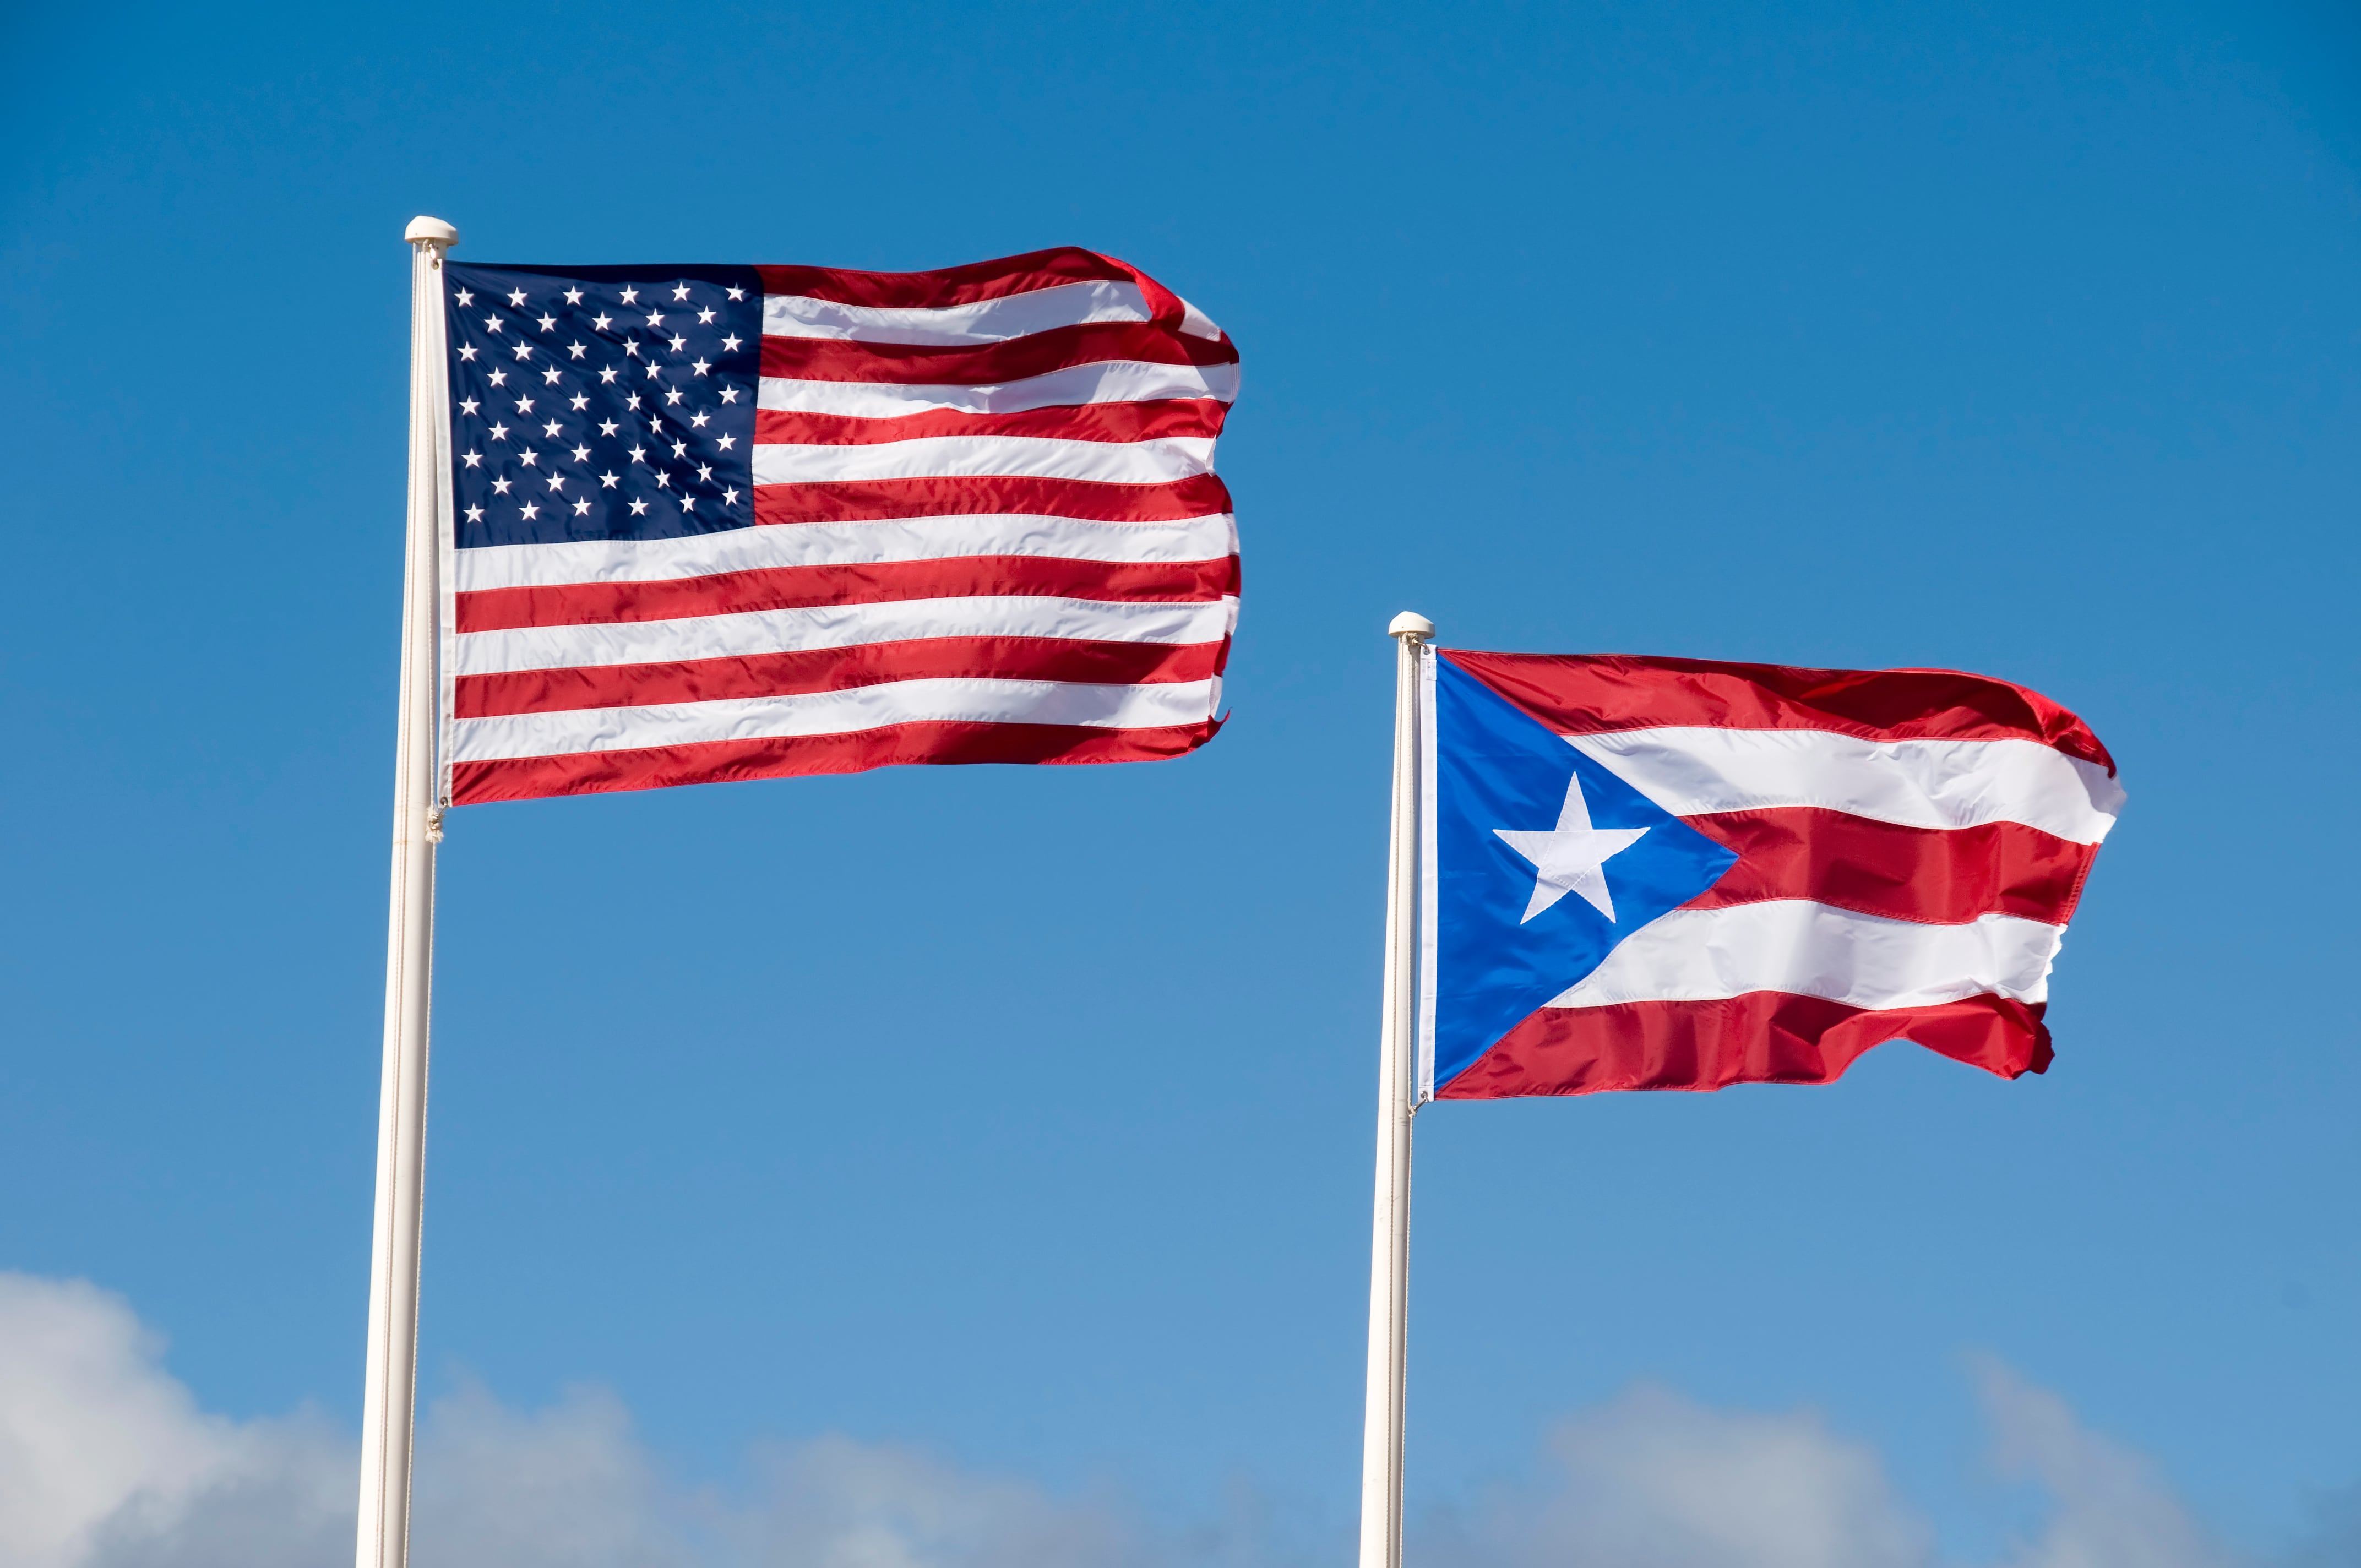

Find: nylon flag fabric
[1417,649,2124,1098]
[436,249,1240,805]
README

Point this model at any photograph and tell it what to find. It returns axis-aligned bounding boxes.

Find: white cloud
[0,1270,2307,1568]
[1416,1370,2252,1568]
[1972,1358,2234,1568]
[727,1435,1139,1568]
[0,1271,1138,1568]
[1418,1384,1934,1568]
[0,1273,347,1568]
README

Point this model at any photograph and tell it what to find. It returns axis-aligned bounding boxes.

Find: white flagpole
[356,214,456,1568]
[1359,610,1433,1568]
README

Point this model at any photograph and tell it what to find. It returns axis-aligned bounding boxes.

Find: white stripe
[1543,902,2063,1011]
[758,360,1240,418]
[449,677,1219,763]
[454,595,1238,676]
[752,434,1214,487]
[1565,727,2124,845]
[453,514,1239,592]
[763,280,1152,344]
[1174,295,1222,342]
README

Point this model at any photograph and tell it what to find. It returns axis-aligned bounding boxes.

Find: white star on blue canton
[1492,772,1651,924]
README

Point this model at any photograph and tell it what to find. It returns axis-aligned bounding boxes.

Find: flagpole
[1359,610,1433,1568]
[356,214,455,1568]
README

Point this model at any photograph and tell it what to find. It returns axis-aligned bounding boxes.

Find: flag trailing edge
[432,247,1241,807]
[1414,645,2125,1100]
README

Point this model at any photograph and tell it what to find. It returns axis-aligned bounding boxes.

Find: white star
[599,471,619,488]
[568,341,587,360]
[492,476,513,495]
[697,463,712,482]
[456,344,478,362]
[681,495,696,512]
[465,504,484,522]
[1492,772,1651,924]
[541,367,562,385]
[624,340,641,358]
[569,393,589,411]
[520,500,539,519]
[667,334,686,352]
[571,444,590,462]
[546,472,567,492]
[619,286,639,304]
[514,395,534,413]
[487,421,509,441]
[455,289,474,306]
[691,358,710,376]
[513,342,533,360]
[654,471,671,489]
[597,420,619,437]
[487,369,507,387]
[462,450,482,468]
[715,434,736,451]
[563,287,584,306]
[718,386,739,404]
[689,410,710,427]
[672,282,691,301]
[644,311,665,329]
[483,315,503,333]
[628,444,647,464]
[726,285,744,301]
[670,439,687,458]
[519,448,538,467]
[593,312,613,331]
[720,334,742,352]
[537,313,557,332]
[629,498,650,515]
[506,288,527,307]
[572,497,592,516]
[626,394,642,411]
[644,362,663,379]
[665,389,683,406]
[722,486,739,505]
[459,397,480,416]
[542,420,562,438]
[697,308,715,324]
[599,367,619,384]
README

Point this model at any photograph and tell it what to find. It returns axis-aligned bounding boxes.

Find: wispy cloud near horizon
[0,1271,2337,1568]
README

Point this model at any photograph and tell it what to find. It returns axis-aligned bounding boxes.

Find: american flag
[437,248,1240,805]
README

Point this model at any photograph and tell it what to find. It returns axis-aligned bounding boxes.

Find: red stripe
[1683,808,2097,925]
[757,248,1143,309]
[1440,650,2116,773]
[760,322,1237,386]
[1437,992,2051,1099]
[752,472,1233,526]
[450,717,1222,804]
[455,554,1239,633]
[455,637,1228,718]
[755,399,1228,447]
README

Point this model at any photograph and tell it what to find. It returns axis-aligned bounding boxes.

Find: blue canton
[1429,655,1738,1090]
[444,264,762,549]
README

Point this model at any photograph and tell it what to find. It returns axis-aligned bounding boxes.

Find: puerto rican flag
[435,248,1238,807]
[1417,649,2125,1098]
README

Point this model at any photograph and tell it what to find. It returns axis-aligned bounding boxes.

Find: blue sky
[3,2,2357,1563]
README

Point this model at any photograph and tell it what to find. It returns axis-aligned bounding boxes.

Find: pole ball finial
[1388,611,1435,641]
[404,215,458,247]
